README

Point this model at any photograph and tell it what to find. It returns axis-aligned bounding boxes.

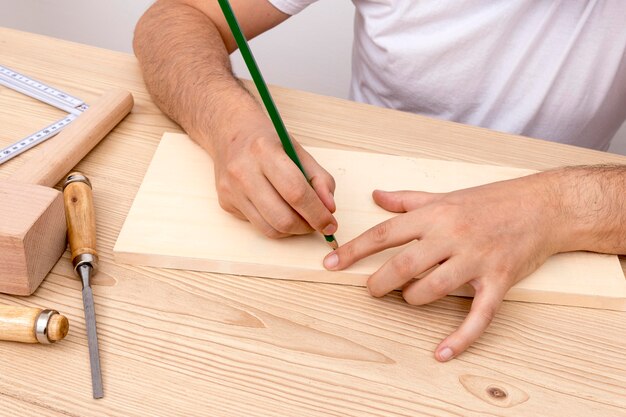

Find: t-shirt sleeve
[267,0,319,15]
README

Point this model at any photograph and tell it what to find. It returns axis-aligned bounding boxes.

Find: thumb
[373,190,439,213]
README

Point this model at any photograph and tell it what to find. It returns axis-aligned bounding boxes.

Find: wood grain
[0,182,66,295]
[115,133,626,311]
[0,304,41,343]
[459,374,530,408]
[63,175,98,265]
[0,305,68,343]
[1,27,625,416]
[9,89,133,187]
[47,314,69,342]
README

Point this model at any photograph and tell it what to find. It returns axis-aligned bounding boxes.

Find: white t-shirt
[267,0,626,150]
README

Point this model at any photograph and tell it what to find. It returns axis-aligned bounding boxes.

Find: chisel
[63,172,103,399]
[0,305,69,343]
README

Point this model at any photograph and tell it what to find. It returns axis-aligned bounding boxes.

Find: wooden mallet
[0,89,133,295]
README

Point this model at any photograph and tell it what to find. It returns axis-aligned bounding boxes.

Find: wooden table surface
[0,27,625,417]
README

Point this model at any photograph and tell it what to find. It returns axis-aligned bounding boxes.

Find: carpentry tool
[217,0,338,249]
[0,64,89,165]
[0,304,69,344]
[0,86,133,296]
[63,172,104,399]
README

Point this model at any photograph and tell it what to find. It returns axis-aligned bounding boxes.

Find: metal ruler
[0,64,89,165]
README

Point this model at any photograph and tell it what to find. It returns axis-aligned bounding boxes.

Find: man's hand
[134,0,338,237]
[213,112,338,238]
[323,174,567,361]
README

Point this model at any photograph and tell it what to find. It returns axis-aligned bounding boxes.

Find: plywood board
[114,133,626,310]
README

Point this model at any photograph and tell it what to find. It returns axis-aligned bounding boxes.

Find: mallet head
[0,181,67,295]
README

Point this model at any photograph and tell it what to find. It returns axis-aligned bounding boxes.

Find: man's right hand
[212,112,338,238]
[134,0,337,238]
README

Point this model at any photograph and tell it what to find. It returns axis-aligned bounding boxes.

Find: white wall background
[1,0,625,155]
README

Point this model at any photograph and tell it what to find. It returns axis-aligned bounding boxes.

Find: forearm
[133,1,260,155]
[548,165,626,255]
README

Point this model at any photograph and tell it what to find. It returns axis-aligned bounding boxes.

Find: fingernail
[438,347,454,362]
[322,224,337,235]
[324,253,339,269]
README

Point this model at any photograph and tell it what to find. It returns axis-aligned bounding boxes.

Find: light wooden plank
[114,133,626,310]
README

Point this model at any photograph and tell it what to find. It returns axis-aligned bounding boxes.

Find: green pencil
[217,0,338,249]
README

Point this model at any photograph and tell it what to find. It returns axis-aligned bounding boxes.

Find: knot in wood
[487,386,507,400]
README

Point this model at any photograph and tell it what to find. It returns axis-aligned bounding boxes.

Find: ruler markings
[0,64,88,165]
[0,115,78,164]
[0,65,84,107]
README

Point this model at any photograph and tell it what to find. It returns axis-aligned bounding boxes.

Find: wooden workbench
[0,27,625,416]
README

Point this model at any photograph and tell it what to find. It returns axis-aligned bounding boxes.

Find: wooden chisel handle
[0,305,69,343]
[63,173,98,271]
[9,89,133,188]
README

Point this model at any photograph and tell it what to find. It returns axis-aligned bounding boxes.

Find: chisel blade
[79,265,103,399]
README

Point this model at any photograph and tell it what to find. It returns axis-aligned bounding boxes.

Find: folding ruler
[0,64,89,165]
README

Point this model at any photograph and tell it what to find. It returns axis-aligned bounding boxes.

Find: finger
[434,282,506,362]
[216,180,256,222]
[244,175,314,235]
[223,204,246,221]
[323,211,428,271]
[373,190,439,213]
[236,197,291,239]
[296,144,337,213]
[310,175,336,215]
[262,153,337,235]
[366,240,450,297]
[401,256,472,305]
